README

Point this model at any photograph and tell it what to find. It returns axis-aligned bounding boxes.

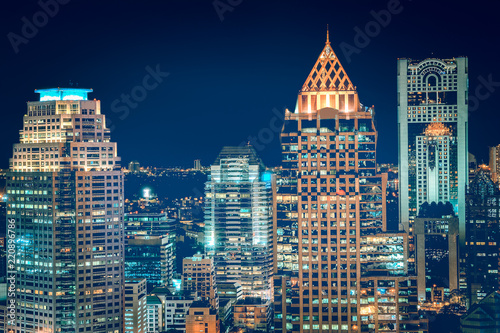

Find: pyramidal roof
[301,29,355,92]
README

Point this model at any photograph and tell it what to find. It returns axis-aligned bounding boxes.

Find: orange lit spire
[301,29,354,92]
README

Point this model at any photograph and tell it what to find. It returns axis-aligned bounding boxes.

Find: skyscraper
[465,167,500,305]
[274,32,427,333]
[397,57,469,247]
[6,88,124,333]
[204,146,275,301]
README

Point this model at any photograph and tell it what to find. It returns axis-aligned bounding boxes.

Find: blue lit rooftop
[35,87,93,101]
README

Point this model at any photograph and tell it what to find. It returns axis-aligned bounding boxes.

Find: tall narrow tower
[274,32,426,333]
[397,58,468,247]
[205,146,276,301]
[6,88,124,333]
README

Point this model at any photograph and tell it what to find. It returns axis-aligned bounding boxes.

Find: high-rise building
[274,32,427,333]
[489,145,500,184]
[125,212,176,291]
[125,279,148,333]
[465,167,500,305]
[397,57,469,247]
[183,254,219,309]
[185,301,220,333]
[5,88,124,333]
[204,146,276,301]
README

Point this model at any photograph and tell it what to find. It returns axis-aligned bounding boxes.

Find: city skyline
[1,1,500,169]
[2,2,500,333]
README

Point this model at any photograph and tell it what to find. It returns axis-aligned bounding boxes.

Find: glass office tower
[204,146,275,301]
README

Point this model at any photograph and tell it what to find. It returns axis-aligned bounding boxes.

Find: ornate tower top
[294,30,361,114]
[301,30,355,92]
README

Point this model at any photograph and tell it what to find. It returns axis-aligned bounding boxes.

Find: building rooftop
[146,295,162,305]
[34,87,93,101]
[213,145,264,168]
[234,297,267,306]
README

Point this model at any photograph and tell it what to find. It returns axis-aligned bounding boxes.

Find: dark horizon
[1,0,499,168]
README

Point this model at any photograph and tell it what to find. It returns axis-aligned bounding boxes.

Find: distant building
[466,167,500,305]
[125,279,148,333]
[233,297,271,333]
[129,160,141,173]
[469,152,478,182]
[125,212,176,291]
[490,145,500,185]
[146,295,163,333]
[205,146,276,300]
[185,301,220,333]
[183,254,219,309]
[194,159,202,171]
[460,291,500,333]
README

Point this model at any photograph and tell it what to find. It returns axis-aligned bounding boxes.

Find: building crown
[301,28,355,92]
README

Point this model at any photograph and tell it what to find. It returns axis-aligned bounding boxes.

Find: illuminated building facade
[274,33,427,333]
[233,297,271,332]
[465,168,500,305]
[183,254,219,310]
[185,301,220,333]
[125,279,147,333]
[5,88,124,333]
[204,146,275,301]
[124,212,176,291]
[414,213,459,301]
[146,295,163,333]
[397,57,469,247]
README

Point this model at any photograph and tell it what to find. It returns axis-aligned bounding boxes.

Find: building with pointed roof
[274,30,427,333]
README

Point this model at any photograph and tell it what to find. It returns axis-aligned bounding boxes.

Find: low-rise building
[183,254,218,309]
[233,297,271,333]
[186,301,220,333]
[125,279,148,333]
[146,295,163,333]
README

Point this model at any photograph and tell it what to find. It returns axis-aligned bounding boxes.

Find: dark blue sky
[1,0,499,168]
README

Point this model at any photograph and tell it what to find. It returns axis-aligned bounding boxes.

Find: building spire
[300,29,354,93]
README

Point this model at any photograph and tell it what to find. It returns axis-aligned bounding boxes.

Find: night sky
[1,0,499,168]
